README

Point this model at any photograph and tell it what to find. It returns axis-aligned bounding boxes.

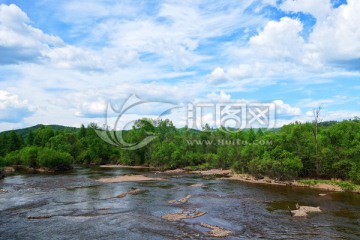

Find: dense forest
[0,118,359,183]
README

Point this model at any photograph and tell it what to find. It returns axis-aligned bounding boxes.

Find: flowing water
[0,167,359,239]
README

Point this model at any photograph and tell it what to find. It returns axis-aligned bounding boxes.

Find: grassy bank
[297,179,360,192]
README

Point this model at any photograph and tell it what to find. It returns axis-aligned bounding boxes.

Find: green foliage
[0,118,359,181]
[26,130,35,145]
[331,159,353,180]
[8,131,23,152]
[37,148,73,169]
[4,150,21,165]
[20,146,39,168]
[78,124,86,139]
[349,160,360,184]
[271,152,303,180]
[33,126,54,147]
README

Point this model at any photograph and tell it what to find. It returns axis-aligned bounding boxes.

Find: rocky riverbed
[0,166,359,239]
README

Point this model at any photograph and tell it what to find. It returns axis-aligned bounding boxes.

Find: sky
[0,0,360,131]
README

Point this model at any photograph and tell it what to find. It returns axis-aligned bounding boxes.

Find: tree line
[0,118,359,183]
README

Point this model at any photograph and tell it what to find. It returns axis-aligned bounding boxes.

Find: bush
[76,150,92,164]
[272,157,303,180]
[349,161,360,184]
[332,159,353,180]
[4,151,21,165]
[20,146,39,168]
[248,151,303,180]
[37,148,73,170]
[248,152,273,177]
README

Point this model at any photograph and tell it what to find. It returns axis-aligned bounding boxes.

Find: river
[0,167,359,239]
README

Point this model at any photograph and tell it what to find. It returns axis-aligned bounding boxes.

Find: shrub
[37,148,73,170]
[20,146,39,168]
[332,159,353,180]
[349,161,360,184]
[4,151,21,165]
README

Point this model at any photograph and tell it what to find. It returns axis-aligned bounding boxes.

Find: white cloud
[0,90,35,122]
[208,67,227,84]
[44,45,102,70]
[280,0,332,20]
[75,101,107,118]
[249,17,305,61]
[206,90,231,102]
[298,98,334,108]
[50,0,267,70]
[309,0,360,64]
[214,17,322,91]
[0,1,359,132]
[279,0,360,69]
[323,110,360,121]
[273,100,301,116]
[262,0,277,6]
[0,4,63,64]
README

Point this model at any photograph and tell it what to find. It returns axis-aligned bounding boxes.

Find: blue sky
[0,0,359,131]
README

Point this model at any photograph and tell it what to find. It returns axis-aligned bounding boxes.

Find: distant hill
[1,124,79,139]
[0,120,338,140]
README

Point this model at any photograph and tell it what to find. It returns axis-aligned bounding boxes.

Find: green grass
[297,179,360,191]
[184,162,212,171]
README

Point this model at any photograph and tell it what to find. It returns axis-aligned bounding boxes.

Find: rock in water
[291,205,321,217]
[161,210,206,221]
[200,223,233,238]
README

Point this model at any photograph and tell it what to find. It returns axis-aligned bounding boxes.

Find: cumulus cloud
[0,1,359,131]
[280,0,332,20]
[0,4,63,64]
[309,0,360,67]
[206,90,231,102]
[208,67,227,84]
[0,90,35,122]
[280,0,360,70]
[75,100,107,118]
[249,17,305,61]
[273,100,301,116]
[216,17,316,90]
[217,0,360,87]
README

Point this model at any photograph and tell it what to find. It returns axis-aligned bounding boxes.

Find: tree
[312,106,322,176]
[78,124,86,139]
[8,131,22,152]
[27,130,35,145]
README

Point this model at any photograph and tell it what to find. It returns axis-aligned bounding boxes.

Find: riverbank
[99,164,155,169]
[0,165,72,175]
[155,167,360,193]
[220,173,360,193]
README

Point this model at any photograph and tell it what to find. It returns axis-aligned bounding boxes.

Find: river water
[0,167,359,239]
